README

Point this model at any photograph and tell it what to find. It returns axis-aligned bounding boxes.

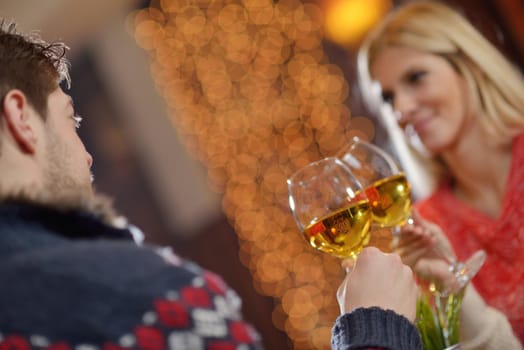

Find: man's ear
[2,89,38,154]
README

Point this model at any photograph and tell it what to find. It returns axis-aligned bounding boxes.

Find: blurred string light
[322,0,392,47]
[130,0,378,349]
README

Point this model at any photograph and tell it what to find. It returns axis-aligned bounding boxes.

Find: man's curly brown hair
[0,19,71,119]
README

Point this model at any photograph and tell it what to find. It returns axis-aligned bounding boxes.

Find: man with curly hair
[0,20,263,350]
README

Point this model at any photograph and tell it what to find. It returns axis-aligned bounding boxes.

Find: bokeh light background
[130,0,390,348]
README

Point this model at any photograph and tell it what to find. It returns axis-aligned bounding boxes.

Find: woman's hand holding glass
[396,209,486,296]
[394,209,454,283]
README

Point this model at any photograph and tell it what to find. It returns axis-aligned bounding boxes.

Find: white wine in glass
[337,137,412,229]
[287,157,372,260]
[362,174,411,229]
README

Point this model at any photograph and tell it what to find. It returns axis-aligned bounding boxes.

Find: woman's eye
[407,70,426,84]
[382,92,394,105]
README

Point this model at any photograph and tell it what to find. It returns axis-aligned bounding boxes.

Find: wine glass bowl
[287,157,372,260]
[337,137,412,229]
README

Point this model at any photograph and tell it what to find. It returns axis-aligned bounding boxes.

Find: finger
[390,226,421,250]
[394,231,432,253]
[396,236,432,254]
[395,221,431,239]
[419,260,456,289]
[410,208,425,225]
[394,223,418,236]
[401,247,430,267]
[399,225,434,245]
[395,241,432,266]
[390,235,399,250]
[359,246,382,257]
[395,232,425,248]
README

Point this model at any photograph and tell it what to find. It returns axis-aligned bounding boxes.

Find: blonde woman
[358,1,523,349]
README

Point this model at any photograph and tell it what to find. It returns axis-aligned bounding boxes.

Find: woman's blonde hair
[358,0,524,198]
[363,0,524,145]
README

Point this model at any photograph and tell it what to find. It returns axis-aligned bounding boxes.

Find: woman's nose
[393,92,416,127]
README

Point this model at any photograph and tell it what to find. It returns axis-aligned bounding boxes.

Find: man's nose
[86,152,93,168]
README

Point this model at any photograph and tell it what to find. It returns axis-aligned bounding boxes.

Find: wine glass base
[442,250,486,297]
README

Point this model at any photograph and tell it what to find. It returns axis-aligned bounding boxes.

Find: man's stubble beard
[38,132,120,224]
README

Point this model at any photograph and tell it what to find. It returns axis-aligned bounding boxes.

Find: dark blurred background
[1,0,523,349]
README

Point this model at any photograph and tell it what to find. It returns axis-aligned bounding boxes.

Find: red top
[416,133,524,342]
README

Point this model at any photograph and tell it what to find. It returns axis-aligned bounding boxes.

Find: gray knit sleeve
[331,307,422,350]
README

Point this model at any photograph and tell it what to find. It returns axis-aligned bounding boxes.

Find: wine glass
[287,157,372,261]
[337,137,412,231]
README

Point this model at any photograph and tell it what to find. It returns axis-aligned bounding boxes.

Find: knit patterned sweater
[0,201,262,350]
[0,201,423,350]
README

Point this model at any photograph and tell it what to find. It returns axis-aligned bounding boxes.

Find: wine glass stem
[434,296,452,347]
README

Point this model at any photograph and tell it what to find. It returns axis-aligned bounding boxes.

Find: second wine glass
[287,157,372,261]
[337,136,412,230]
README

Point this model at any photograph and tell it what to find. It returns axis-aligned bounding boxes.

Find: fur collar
[0,199,133,241]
